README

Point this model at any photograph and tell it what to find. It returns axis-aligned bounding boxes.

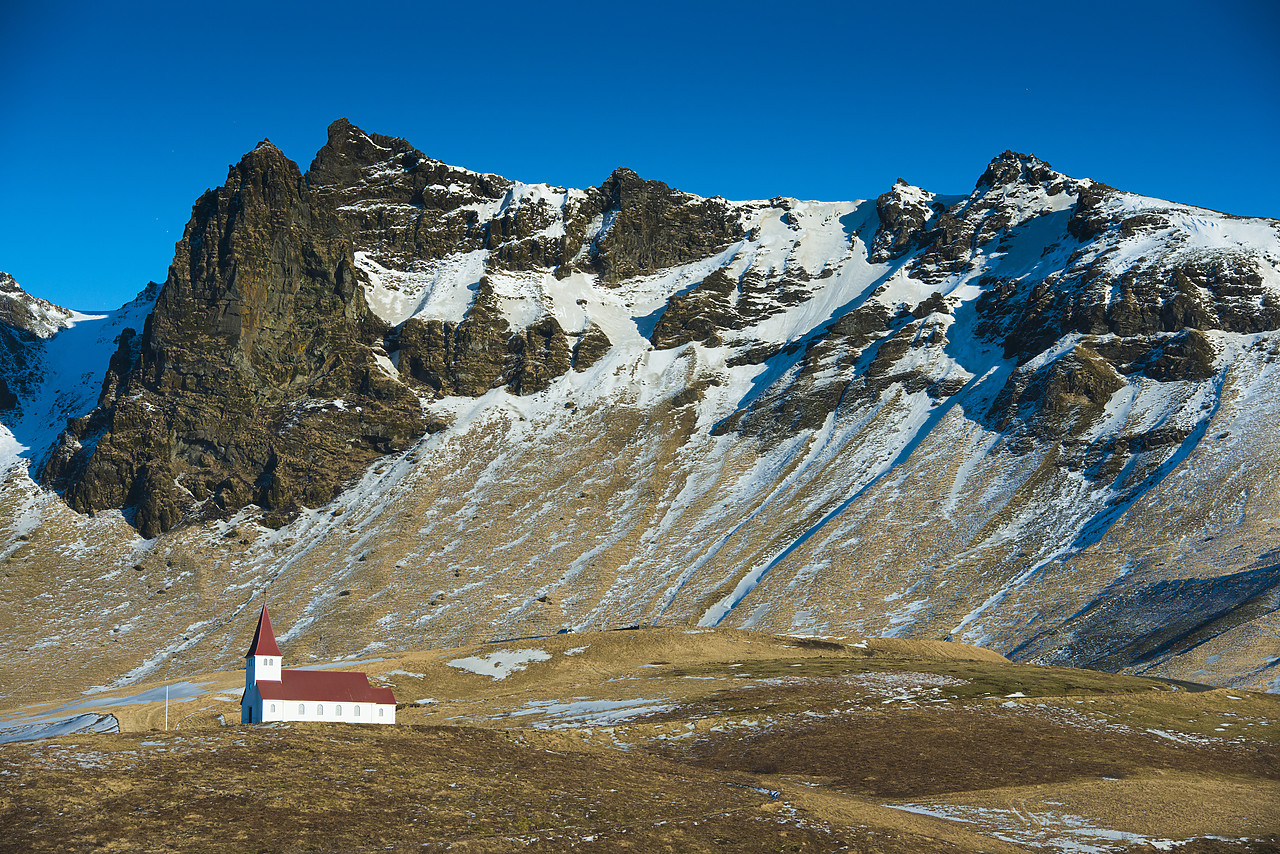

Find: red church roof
[256,669,396,705]
[246,605,282,658]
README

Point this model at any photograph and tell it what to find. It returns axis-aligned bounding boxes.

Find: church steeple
[246,605,282,659]
[244,605,282,701]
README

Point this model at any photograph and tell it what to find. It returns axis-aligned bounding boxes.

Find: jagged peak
[598,165,711,207]
[0,271,75,338]
[870,180,940,263]
[597,166,648,207]
[0,271,24,295]
[234,138,298,177]
[976,149,1060,191]
[309,118,510,194]
[327,116,359,138]
[606,166,640,181]
[309,118,430,190]
[598,167,645,200]
[323,117,402,156]
[880,178,934,204]
[987,149,1052,170]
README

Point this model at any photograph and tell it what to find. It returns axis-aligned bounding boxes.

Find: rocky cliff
[40,142,426,537]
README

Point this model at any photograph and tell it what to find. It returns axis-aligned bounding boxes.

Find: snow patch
[446,648,551,680]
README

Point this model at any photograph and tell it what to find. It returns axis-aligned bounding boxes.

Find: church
[240,605,397,724]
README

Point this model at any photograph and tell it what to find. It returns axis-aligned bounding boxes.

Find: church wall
[251,700,396,724]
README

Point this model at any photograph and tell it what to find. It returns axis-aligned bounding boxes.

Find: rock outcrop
[570,324,611,371]
[41,142,426,537]
[869,180,941,263]
[308,119,513,270]
[650,269,742,349]
[989,346,1126,439]
[507,316,572,395]
[555,166,747,284]
[733,298,969,443]
[570,168,745,284]
[395,278,571,397]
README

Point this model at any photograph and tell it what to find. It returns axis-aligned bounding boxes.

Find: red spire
[246,605,282,658]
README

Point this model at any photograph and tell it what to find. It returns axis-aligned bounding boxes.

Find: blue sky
[2,0,1277,310]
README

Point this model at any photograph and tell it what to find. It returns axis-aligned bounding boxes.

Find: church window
[317,704,324,715]
[354,706,361,717]
[378,707,385,717]
[270,704,276,713]
[299,704,305,714]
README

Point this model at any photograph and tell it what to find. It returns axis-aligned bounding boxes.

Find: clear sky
[2,0,1277,310]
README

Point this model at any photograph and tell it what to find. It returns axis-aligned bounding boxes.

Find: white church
[240,605,397,724]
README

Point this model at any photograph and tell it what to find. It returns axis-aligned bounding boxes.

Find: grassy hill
[1,628,1277,852]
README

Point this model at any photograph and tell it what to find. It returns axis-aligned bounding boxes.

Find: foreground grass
[0,725,969,853]
[2,628,1278,852]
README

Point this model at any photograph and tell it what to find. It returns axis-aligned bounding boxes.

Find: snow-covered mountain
[1,119,1278,703]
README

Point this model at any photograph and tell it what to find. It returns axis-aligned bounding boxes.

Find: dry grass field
[1,628,1277,852]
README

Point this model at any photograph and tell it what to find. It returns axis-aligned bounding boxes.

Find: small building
[240,605,396,725]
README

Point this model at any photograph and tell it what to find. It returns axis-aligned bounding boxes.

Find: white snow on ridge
[0,428,27,469]
[357,194,887,355]
[357,251,485,326]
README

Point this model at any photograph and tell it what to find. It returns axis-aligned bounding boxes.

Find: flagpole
[165,685,169,731]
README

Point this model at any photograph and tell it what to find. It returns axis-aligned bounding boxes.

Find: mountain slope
[1,120,1278,704]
